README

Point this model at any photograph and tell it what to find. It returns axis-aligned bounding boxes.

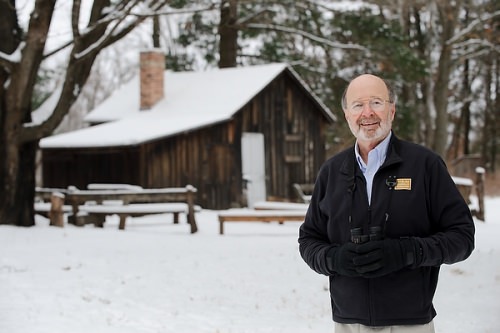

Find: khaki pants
[334,320,435,333]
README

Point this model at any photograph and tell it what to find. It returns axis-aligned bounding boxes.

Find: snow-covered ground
[1,197,499,333]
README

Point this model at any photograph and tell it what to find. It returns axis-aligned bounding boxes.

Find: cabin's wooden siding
[42,147,142,189]
[234,71,329,202]
[140,122,241,209]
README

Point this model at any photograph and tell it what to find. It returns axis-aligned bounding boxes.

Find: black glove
[353,238,418,278]
[326,242,361,277]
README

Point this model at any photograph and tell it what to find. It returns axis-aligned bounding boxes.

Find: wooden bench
[452,176,474,204]
[451,167,486,221]
[292,183,314,203]
[218,209,306,235]
[34,192,71,227]
[34,201,73,215]
[253,201,309,211]
[78,202,201,230]
[35,185,199,233]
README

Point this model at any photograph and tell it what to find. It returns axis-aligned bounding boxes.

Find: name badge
[395,178,412,190]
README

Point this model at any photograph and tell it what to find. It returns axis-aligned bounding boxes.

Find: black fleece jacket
[298,134,475,326]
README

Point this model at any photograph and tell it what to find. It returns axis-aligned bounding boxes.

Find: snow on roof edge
[285,66,337,123]
[40,63,333,149]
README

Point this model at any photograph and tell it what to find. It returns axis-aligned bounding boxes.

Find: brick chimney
[140,50,165,110]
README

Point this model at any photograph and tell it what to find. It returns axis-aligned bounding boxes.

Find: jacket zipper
[366,170,396,325]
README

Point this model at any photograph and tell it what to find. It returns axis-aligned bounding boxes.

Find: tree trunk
[0,140,37,226]
[218,0,238,68]
[432,2,459,157]
[153,15,161,48]
[483,58,498,172]
[410,6,433,147]
[17,141,38,226]
[447,59,471,161]
[0,0,55,226]
[494,59,500,172]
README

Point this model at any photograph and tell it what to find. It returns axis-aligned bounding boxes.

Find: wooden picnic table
[35,185,199,233]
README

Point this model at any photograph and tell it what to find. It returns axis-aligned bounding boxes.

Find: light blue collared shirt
[355,132,392,205]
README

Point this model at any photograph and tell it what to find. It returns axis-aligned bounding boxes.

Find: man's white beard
[349,116,392,142]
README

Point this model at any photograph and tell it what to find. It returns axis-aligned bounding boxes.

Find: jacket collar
[383,134,403,168]
[340,133,403,177]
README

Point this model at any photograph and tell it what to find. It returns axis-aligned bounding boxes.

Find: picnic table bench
[217,208,306,235]
[292,183,314,203]
[35,184,199,233]
[78,202,201,230]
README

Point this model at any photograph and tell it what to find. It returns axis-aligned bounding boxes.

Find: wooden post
[475,167,485,222]
[173,212,179,224]
[118,214,127,230]
[49,192,65,227]
[186,185,198,233]
[66,186,80,226]
[219,217,225,235]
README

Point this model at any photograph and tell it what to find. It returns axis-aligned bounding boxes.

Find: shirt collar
[355,132,392,172]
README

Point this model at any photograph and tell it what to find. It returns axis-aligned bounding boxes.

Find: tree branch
[447,10,500,45]
[71,0,82,38]
[235,8,273,25]
[43,40,73,59]
[244,23,368,51]
[21,0,171,142]
[0,43,23,72]
[128,3,218,18]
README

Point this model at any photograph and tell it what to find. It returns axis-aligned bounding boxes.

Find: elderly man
[298,74,475,333]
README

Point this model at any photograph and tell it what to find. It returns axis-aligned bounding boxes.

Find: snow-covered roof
[40,63,334,149]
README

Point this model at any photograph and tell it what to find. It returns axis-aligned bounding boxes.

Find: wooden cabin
[40,51,335,209]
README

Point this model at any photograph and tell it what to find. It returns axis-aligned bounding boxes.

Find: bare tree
[0,0,173,226]
[385,0,500,158]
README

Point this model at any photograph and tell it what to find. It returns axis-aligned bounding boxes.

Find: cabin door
[241,132,266,208]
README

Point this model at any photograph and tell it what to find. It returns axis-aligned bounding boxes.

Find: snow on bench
[292,183,314,203]
[253,201,309,210]
[218,208,307,235]
[79,202,202,230]
[34,202,72,214]
[86,183,143,191]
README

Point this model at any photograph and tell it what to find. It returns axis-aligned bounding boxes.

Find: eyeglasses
[348,98,392,114]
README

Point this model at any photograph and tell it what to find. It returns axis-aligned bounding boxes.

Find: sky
[1,196,499,333]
